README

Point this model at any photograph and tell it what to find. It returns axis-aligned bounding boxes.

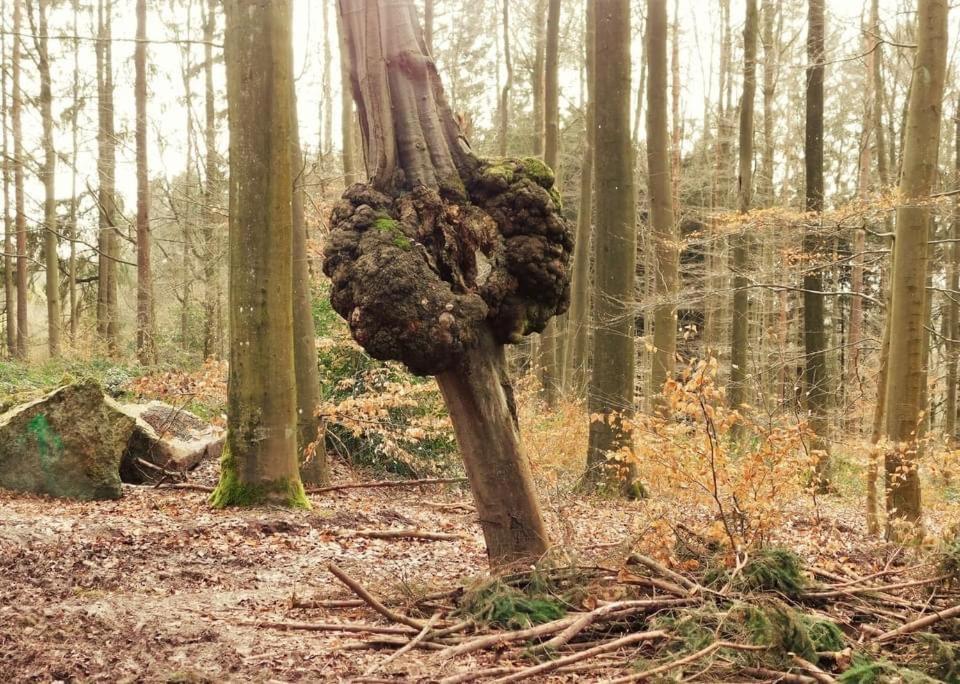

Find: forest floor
[0,450,929,683]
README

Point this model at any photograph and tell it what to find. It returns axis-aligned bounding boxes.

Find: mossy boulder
[0,380,136,500]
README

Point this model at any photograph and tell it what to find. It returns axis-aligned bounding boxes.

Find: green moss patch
[210,443,311,509]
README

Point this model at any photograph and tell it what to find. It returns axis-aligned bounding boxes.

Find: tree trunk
[566,0,594,398]
[68,0,79,343]
[96,0,118,356]
[12,0,26,359]
[759,0,778,205]
[531,0,546,156]
[201,0,221,360]
[803,0,831,488]
[212,0,307,509]
[537,0,561,405]
[321,0,333,157]
[946,103,960,441]
[583,0,638,495]
[647,0,678,402]
[34,0,60,359]
[729,0,757,421]
[498,0,512,157]
[291,89,329,487]
[337,8,356,186]
[423,0,434,53]
[2,0,14,356]
[331,0,563,564]
[135,0,156,365]
[883,0,948,536]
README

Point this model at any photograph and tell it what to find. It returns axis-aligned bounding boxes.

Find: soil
[0,457,901,682]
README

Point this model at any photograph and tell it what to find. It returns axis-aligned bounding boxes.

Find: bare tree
[135,0,157,364]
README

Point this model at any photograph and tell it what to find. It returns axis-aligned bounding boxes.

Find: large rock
[118,401,225,484]
[0,381,135,500]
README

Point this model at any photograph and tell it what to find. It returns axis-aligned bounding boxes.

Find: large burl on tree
[324,0,573,564]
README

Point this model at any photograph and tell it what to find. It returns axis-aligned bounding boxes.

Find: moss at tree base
[209,444,311,509]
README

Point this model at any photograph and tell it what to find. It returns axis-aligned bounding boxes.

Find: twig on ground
[235,619,416,636]
[344,528,464,542]
[490,630,668,683]
[873,603,960,642]
[327,562,428,630]
[627,553,701,594]
[156,482,214,493]
[791,654,837,683]
[604,641,768,683]
[364,612,442,676]
[741,667,818,683]
[308,477,467,494]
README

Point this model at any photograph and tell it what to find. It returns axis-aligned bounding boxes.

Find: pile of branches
[251,549,960,682]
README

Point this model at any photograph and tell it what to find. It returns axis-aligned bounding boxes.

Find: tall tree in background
[2,0,14,355]
[883,0,948,535]
[497,0,512,157]
[567,0,594,397]
[583,0,637,494]
[531,0,546,156]
[135,0,157,364]
[337,8,356,186]
[291,89,328,486]
[12,0,26,358]
[212,0,307,509]
[729,0,757,419]
[803,0,830,487]
[96,0,118,354]
[202,0,221,359]
[648,0,678,402]
[68,0,80,339]
[329,0,572,562]
[33,0,60,358]
[947,101,960,441]
[538,0,561,404]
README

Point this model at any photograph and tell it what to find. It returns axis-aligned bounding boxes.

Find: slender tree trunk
[803,0,831,488]
[201,0,221,360]
[68,0,79,343]
[96,0,118,355]
[883,0,948,536]
[135,0,156,364]
[531,0,546,157]
[2,0,14,356]
[34,0,60,358]
[567,0,594,397]
[670,0,680,210]
[631,9,647,149]
[648,0,678,402]
[179,0,194,349]
[291,90,328,486]
[337,8,356,186]
[423,0,434,53]
[498,0,512,157]
[946,102,960,441]
[13,0,26,359]
[212,0,307,509]
[729,0,757,422]
[759,0,778,205]
[321,0,333,157]
[583,0,638,495]
[537,0,561,404]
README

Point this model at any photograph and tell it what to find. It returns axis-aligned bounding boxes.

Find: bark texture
[647,0,678,401]
[582,0,638,495]
[135,0,156,365]
[883,0,948,535]
[96,0,118,355]
[13,0,26,358]
[213,0,307,509]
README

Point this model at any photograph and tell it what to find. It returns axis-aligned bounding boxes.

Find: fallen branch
[345,528,464,542]
[308,477,467,494]
[741,667,818,683]
[802,574,951,599]
[156,482,214,493]
[236,619,416,636]
[491,629,668,683]
[327,562,427,630]
[627,553,700,594]
[873,603,960,642]
[136,457,185,481]
[604,640,767,683]
[364,612,442,676]
[438,667,517,684]
[791,654,836,683]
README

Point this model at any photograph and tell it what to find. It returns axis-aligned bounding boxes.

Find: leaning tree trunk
[883,0,948,537]
[328,0,573,564]
[212,0,307,509]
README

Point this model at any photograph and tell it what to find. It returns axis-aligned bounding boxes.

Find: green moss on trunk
[210,444,311,509]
